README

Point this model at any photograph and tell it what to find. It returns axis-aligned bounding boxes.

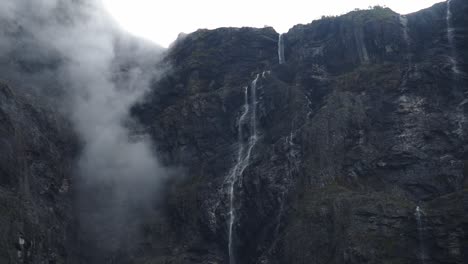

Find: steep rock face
[0,82,78,263]
[281,187,467,264]
[134,1,468,263]
[284,1,467,199]
[1,0,468,263]
[133,26,292,263]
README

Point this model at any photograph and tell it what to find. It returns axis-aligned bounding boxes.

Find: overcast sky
[102,0,444,47]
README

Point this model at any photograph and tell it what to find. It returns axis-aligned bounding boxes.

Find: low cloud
[1,0,168,258]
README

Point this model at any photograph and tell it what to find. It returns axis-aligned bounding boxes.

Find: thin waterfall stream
[278,34,286,64]
[415,206,428,264]
[446,0,460,75]
[399,15,412,90]
[227,74,261,264]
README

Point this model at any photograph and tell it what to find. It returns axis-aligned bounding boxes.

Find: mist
[0,0,168,260]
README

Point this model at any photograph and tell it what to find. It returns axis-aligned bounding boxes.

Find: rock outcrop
[0,0,467,264]
[0,82,78,263]
[133,1,468,263]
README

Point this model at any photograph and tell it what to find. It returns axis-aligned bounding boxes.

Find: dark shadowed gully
[0,0,467,263]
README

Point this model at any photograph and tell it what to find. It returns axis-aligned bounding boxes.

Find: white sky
[102,0,443,47]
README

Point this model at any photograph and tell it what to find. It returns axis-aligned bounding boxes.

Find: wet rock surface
[1,0,468,263]
[133,1,468,263]
[0,82,78,263]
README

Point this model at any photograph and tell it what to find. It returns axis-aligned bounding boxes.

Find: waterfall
[278,34,286,64]
[257,124,300,263]
[400,15,410,48]
[399,15,412,90]
[446,0,460,75]
[271,132,296,245]
[415,206,427,264]
[272,130,299,239]
[227,74,261,264]
[354,28,369,63]
[446,0,466,138]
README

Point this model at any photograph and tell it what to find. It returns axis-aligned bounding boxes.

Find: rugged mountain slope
[0,82,77,263]
[133,1,468,263]
[0,0,467,264]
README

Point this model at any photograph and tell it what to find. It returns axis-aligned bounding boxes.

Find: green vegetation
[346,5,397,24]
[317,5,398,27]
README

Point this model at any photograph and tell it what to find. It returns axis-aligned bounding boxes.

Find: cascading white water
[446,0,460,75]
[400,15,410,48]
[399,15,412,90]
[415,206,427,264]
[446,0,466,138]
[227,85,248,264]
[227,74,261,264]
[278,34,286,64]
[272,130,299,241]
[354,28,369,63]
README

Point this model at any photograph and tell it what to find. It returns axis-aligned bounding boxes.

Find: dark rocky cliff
[0,0,467,264]
[133,1,468,263]
[0,82,77,263]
